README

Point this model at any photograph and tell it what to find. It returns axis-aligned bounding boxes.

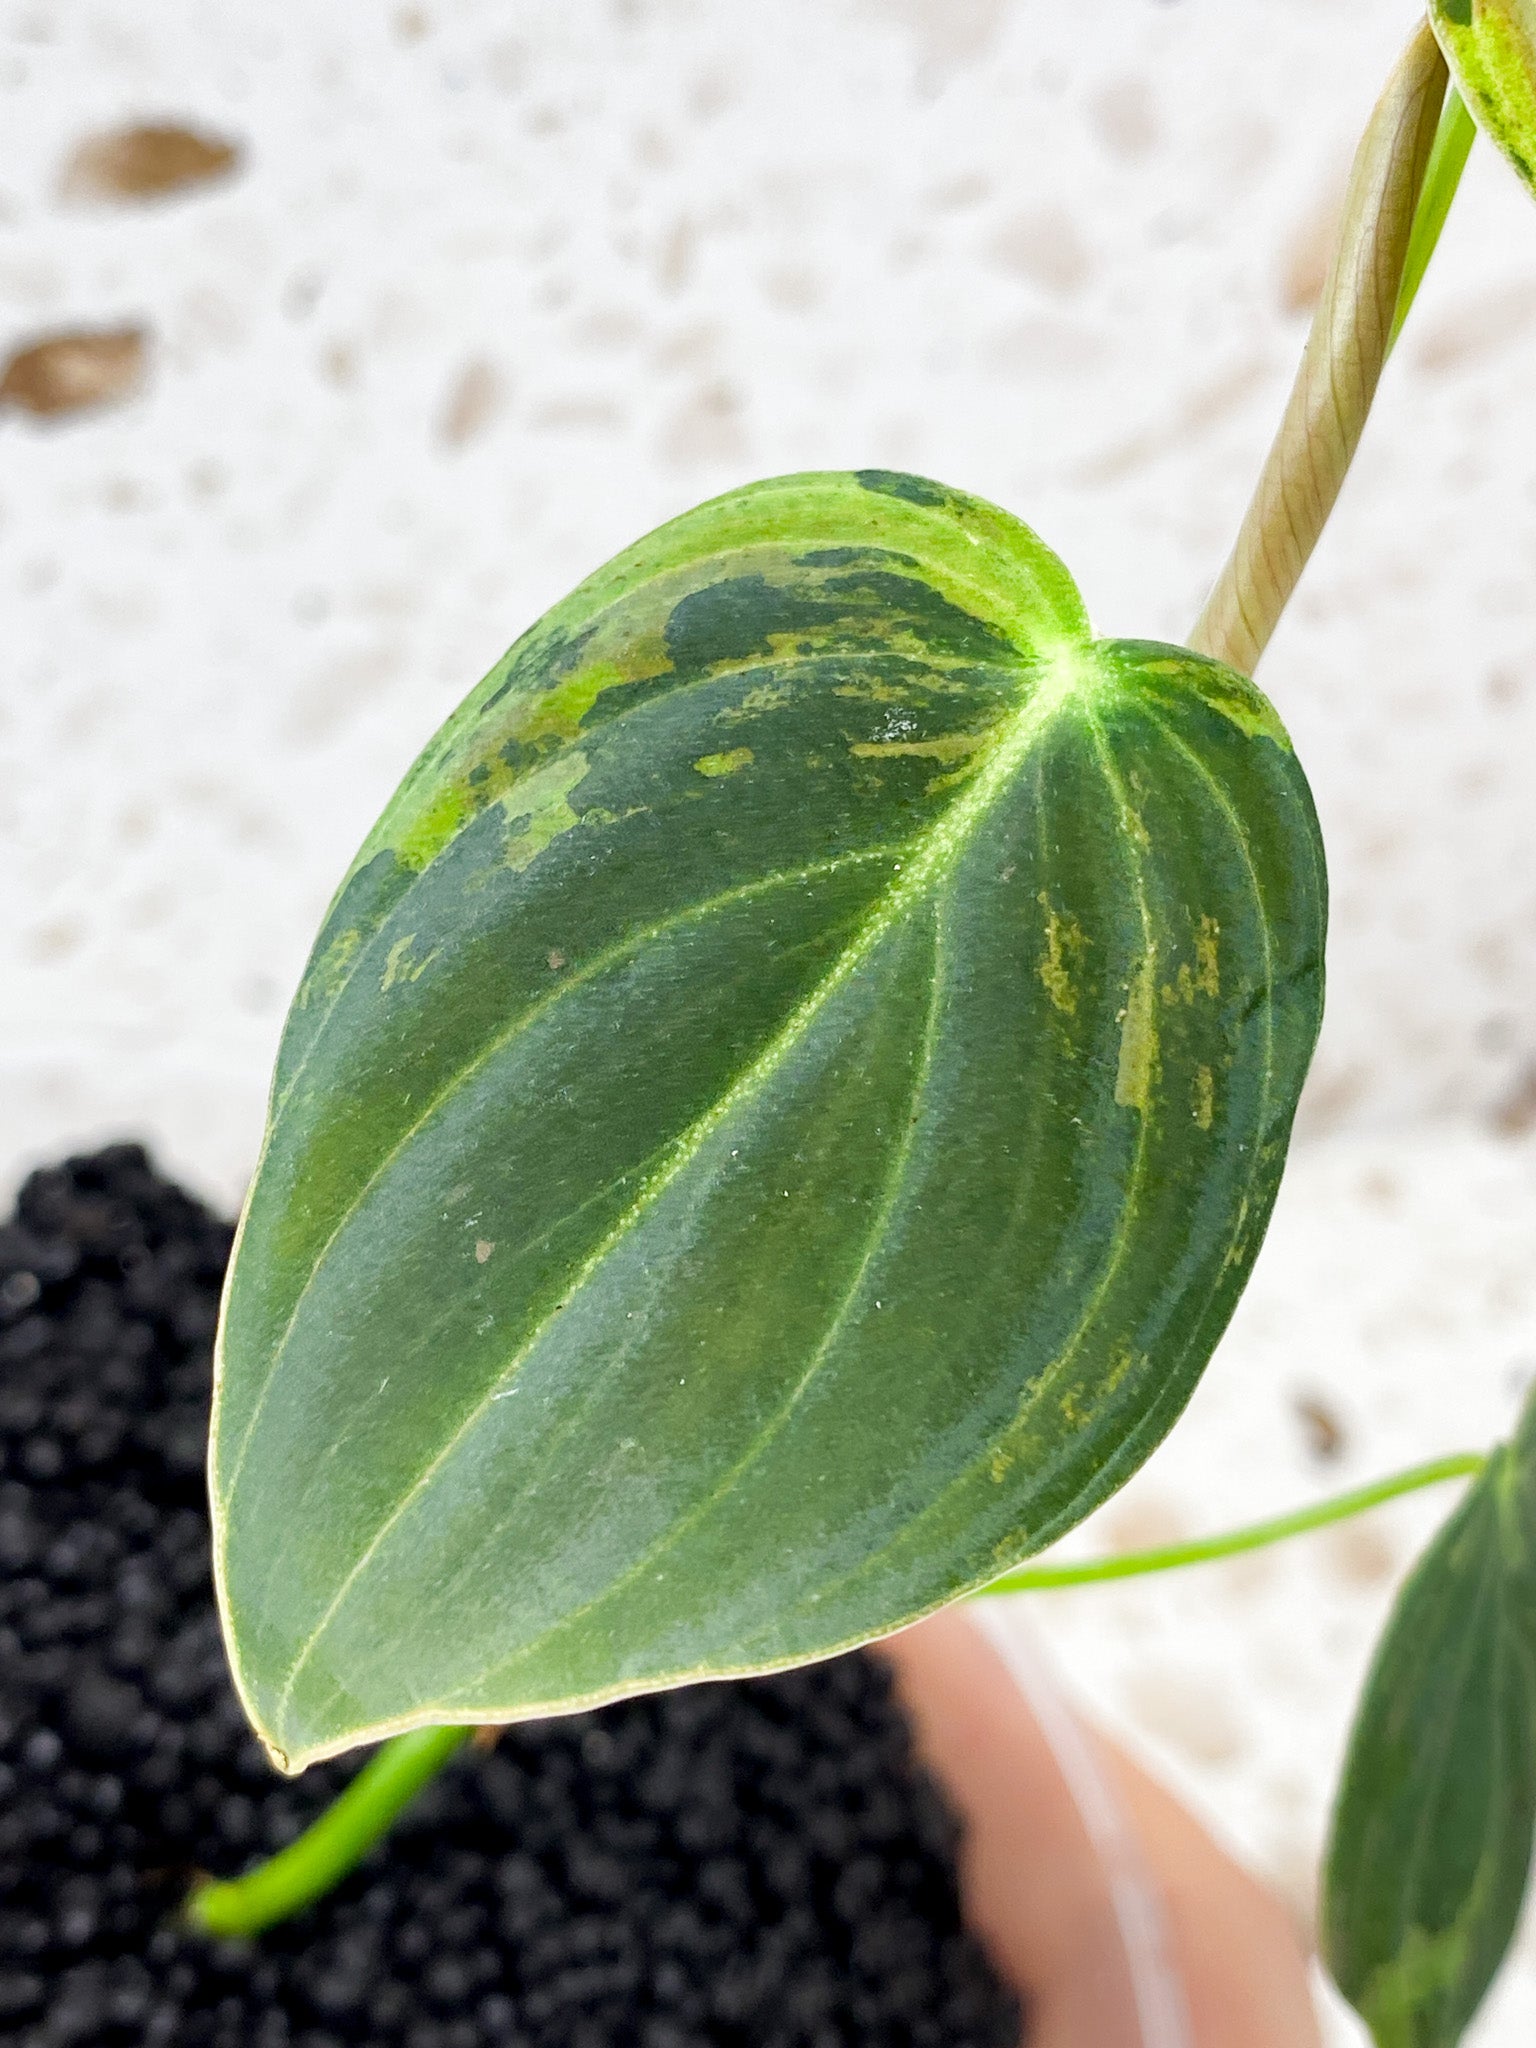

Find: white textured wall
[4,3,1536,2039]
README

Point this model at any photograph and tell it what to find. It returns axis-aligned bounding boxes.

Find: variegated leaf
[1431,0,1536,197]
[211,470,1325,1769]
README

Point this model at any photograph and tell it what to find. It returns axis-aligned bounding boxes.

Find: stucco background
[3,1,1536,2037]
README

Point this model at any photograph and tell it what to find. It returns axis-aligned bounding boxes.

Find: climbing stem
[1390,85,1476,348]
[1190,22,1450,676]
[974,1453,1486,1597]
[186,1724,472,1939]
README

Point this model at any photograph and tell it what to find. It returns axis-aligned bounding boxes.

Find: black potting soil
[0,1145,1023,2048]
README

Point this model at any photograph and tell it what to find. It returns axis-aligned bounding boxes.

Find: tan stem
[1189,23,1448,677]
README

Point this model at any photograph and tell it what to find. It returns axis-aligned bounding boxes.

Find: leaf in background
[211,469,1325,1769]
[1431,0,1536,197]
[1324,1385,1536,2047]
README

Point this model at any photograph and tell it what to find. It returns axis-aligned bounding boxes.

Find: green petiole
[1390,85,1477,348]
[184,1452,1485,1943]
[974,1452,1486,1597]
[186,1723,472,1940]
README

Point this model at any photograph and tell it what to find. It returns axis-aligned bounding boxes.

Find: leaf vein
[445,897,950,1695]
[266,660,1087,1738]
[216,845,901,1517]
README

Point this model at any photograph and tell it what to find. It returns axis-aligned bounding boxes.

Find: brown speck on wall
[1325,1518,1398,1589]
[439,359,503,448]
[1491,1060,1536,1137]
[1102,1491,1187,1554]
[59,123,241,203]
[1293,1392,1347,1463]
[0,328,147,418]
[1277,165,1347,317]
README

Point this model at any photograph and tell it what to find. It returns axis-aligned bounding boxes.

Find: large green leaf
[1431,0,1536,197]
[211,469,1325,1770]
[1324,1386,1536,2048]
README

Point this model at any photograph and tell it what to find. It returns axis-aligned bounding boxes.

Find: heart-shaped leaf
[1324,1386,1536,2047]
[1431,0,1536,198]
[211,470,1325,1769]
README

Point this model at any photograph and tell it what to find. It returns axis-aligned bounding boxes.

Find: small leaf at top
[1431,0,1536,197]
[211,470,1325,1770]
[1324,1384,1536,2047]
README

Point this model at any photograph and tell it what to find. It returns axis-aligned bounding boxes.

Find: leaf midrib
[756,699,1284,1621]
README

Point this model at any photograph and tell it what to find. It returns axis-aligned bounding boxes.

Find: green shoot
[1391,87,1477,348]
[975,1453,1486,1596]
[187,1725,471,1941]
